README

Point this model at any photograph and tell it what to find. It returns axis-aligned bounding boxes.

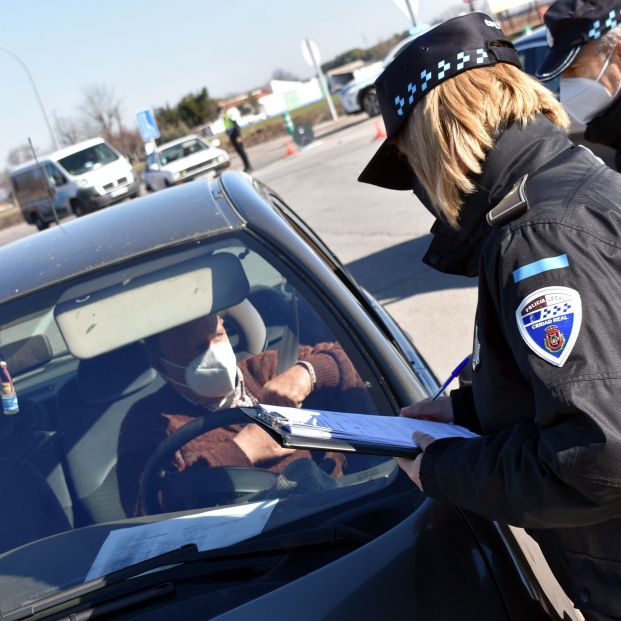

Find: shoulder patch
[515,286,581,367]
[486,175,528,227]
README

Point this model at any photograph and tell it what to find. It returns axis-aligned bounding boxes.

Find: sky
[0,0,458,167]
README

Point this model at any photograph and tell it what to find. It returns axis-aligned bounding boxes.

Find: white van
[10,138,140,230]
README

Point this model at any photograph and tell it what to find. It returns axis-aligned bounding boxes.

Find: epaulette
[486,174,529,227]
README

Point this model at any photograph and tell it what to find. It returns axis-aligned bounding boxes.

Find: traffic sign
[136,109,160,142]
[301,38,321,67]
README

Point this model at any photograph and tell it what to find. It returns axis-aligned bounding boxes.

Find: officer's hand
[400,396,453,423]
[395,432,437,491]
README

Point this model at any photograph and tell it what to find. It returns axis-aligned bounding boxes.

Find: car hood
[162,148,226,173]
[73,159,133,185]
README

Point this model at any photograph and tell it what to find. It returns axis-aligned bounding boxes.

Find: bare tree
[6,143,37,167]
[53,113,93,147]
[80,83,123,141]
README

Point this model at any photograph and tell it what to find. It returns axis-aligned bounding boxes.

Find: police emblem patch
[515,286,581,367]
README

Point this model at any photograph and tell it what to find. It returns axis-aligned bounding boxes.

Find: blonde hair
[395,62,570,228]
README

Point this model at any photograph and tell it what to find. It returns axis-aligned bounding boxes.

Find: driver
[117,312,365,516]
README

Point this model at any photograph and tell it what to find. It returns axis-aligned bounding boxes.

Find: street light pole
[0,46,60,150]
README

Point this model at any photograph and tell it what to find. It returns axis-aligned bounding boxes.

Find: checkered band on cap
[587,7,621,38]
[392,47,491,118]
[373,12,521,140]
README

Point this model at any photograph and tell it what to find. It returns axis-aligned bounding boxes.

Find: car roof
[10,137,109,174]
[0,174,247,304]
[513,26,548,47]
[155,134,204,151]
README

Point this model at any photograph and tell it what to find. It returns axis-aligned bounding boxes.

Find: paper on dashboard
[85,499,277,582]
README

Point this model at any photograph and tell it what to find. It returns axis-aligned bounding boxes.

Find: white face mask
[159,340,238,401]
[560,49,621,125]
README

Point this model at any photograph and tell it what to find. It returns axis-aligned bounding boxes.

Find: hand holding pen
[400,354,471,424]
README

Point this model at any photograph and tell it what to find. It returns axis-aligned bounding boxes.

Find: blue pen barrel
[432,355,471,401]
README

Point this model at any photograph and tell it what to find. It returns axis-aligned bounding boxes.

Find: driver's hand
[232,423,295,465]
[400,396,454,423]
[260,364,313,408]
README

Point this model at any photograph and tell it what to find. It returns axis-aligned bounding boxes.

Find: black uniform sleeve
[450,386,482,434]
[420,220,621,528]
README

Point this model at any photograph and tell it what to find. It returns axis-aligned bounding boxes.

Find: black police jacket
[419,115,621,616]
[585,97,621,171]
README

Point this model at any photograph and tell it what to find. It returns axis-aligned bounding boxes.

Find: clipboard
[240,406,423,459]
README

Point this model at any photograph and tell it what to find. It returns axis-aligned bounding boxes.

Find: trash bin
[292,123,314,147]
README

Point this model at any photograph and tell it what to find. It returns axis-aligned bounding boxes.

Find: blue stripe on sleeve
[512,254,569,283]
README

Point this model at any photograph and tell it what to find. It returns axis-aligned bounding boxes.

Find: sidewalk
[227,113,372,172]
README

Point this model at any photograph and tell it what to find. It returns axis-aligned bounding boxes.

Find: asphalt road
[251,115,478,387]
[1,116,477,387]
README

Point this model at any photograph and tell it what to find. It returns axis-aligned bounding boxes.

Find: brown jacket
[117,343,368,516]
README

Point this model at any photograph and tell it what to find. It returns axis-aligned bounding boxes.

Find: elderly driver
[117,312,364,516]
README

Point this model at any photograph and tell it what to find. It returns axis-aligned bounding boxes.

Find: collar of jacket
[422,114,573,277]
[584,96,621,151]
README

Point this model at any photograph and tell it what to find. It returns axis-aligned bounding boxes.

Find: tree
[80,83,123,141]
[7,143,36,167]
[176,87,219,128]
[53,113,92,147]
[271,68,303,82]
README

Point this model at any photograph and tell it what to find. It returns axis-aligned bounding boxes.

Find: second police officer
[359,12,621,621]
[538,0,621,169]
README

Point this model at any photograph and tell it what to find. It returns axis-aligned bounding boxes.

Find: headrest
[77,342,157,405]
[0,335,52,377]
[223,299,267,355]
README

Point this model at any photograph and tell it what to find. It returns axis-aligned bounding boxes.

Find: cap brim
[358,140,414,190]
[535,45,581,81]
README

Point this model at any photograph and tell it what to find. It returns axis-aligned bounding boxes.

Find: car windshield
[0,232,396,610]
[159,138,207,165]
[57,143,119,176]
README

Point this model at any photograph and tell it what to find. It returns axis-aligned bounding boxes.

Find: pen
[431,355,471,401]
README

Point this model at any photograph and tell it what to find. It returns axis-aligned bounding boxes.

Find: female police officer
[359,12,621,621]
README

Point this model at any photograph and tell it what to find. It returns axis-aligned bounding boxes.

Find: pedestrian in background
[222,109,252,173]
[359,12,621,621]
[537,0,621,170]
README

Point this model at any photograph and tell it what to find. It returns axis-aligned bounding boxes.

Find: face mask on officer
[560,48,621,124]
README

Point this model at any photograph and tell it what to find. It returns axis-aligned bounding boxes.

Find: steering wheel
[140,408,277,514]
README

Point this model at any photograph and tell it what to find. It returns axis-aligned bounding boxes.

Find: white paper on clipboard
[258,404,479,450]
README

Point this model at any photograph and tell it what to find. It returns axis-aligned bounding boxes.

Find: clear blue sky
[0,0,457,167]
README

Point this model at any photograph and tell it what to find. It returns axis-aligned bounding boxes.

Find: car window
[159,138,205,165]
[0,234,393,559]
[57,143,119,175]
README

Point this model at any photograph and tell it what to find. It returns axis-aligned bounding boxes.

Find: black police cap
[358,12,521,191]
[536,0,621,80]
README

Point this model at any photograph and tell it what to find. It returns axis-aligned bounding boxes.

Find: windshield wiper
[3,525,371,621]
[1,545,198,621]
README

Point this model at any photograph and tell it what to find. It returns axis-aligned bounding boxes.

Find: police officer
[359,13,621,621]
[537,0,621,170]
[223,109,252,173]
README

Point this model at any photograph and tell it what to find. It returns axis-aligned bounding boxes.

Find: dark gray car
[0,173,578,620]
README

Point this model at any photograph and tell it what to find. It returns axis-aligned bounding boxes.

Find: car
[10,137,141,229]
[514,27,617,168]
[143,134,230,192]
[0,172,580,620]
[338,35,423,117]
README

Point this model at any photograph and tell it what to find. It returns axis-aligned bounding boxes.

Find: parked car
[10,137,141,229]
[0,172,579,620]
[143,134,230,191]
[514,26,617,167]
[339,35,422,117]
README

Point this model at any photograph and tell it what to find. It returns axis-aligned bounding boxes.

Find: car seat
[55,342,164,526]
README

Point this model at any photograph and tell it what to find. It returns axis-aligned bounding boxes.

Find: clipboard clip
[252,406,290,431]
